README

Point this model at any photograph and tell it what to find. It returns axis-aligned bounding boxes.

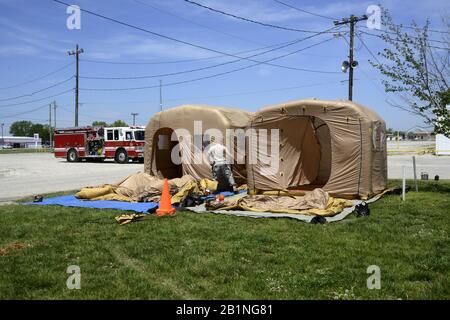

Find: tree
[92,121,108,127]
[9,121,50,143]
[9,121,33,136]
[370,10,449,135]
[110,120,128,127]
[30,123,50,143]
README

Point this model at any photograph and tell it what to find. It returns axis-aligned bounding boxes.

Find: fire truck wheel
[67,149,79,162]
[115,149,129,164]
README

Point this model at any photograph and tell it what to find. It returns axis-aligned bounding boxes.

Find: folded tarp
[76,173,197,203]
[205,188,353,216]
[188,191,385,223]
[26,195,158,213]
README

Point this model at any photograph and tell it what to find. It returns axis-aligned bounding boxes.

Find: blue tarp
[25,191,240,213]
[26,195,158,213]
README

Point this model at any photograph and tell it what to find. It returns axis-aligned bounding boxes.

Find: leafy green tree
[9,121,33,136]
[370,9,449,135]
[110,120,128,127]
[9,121,51,143]
[92,121,108,127]
[30,123,50,143]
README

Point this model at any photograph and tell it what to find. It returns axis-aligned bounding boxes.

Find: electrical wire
[51,0,339,72]
[80,79,346,106]
[361,26,449,45]
[0,62,74,90]
[0,104,49,118]
[79,40,299,65]
[356,33,382,64]
[133,0,263,45]
[359,30,449,50]
[273,0,449,35]
[79,32,344,66]
[272,0,336,20]
[80,36,338,91]
[182,0,336,34]
[0,76,74,102]
[0,88,74,108]
[80,35,341,80]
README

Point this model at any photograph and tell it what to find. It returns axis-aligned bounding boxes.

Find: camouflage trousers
[212,163,236,189]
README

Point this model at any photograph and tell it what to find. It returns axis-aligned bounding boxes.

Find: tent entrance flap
[153,127,182,179]
[253,116,331,191]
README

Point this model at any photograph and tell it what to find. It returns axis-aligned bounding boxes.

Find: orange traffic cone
[156,178,176,216]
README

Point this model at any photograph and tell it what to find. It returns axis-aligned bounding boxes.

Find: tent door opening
[153,127,182,179]
[278,116,331,190]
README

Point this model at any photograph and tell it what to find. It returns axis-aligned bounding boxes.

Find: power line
[182,0,335,34]
[51,0,338,73]
[272,0,449,36]
[0,62,73,90]
[79,41,298,65]
[79,34,343,66]
[81,80,347,107]
[0,88,74,108]
[58,105,123,121]
[80,36,337,92]
[80,35,341,80]
[0,103,49,118]
[361,26,449,45]
[386,23,449,35]
[0,76,74,102]
[133,0,263,45]
[272,0,336,20]
[355,33,382,65]
[359,30,449,50]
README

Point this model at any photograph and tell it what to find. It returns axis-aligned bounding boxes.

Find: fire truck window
[107,130,113,140]
[134,130,145,141]
[114,130,119,141]
[125,131,133,140]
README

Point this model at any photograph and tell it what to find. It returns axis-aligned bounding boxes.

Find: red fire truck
[54,126,145,163]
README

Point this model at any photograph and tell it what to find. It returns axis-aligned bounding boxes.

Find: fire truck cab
[54,126,145,163]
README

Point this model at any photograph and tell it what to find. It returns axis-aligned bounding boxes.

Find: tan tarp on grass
[206,188,353,216]
[247,99,387,199]
[144,105,253,183]
[76,173,197,202]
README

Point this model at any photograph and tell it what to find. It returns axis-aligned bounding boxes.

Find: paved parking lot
[0,153,143,201]
[0,151,448,201]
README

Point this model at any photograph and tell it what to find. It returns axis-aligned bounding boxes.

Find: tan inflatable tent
[247,99,387,199]
[145,104,252,182]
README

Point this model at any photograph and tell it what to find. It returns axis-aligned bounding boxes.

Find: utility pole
[159,79,163,111]
[131,113,139,126]
[49,104,52,147]
[68,44,84,126]
[334,15,367,101]
[53,101,57,129]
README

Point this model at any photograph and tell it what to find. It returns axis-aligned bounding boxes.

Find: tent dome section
[145,105,253,182]
[247,99,387,199]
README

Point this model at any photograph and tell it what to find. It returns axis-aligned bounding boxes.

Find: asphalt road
[0,153,143,201]
[0,152,448,201]
[388,154,450,180]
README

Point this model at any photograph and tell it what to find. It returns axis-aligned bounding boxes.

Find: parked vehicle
[54,126,145,163]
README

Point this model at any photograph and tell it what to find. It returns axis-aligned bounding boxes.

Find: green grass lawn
[0,180,449,299]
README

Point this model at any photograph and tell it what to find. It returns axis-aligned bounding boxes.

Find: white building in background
[1,135,42,148]
[436,134,450,156]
